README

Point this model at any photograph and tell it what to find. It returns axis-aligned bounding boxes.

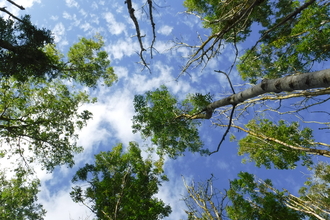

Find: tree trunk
[203,68,330,119]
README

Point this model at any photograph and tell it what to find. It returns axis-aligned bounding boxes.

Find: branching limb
[125,0,150,72]
[176,0,262,77]
[209,105,236,155]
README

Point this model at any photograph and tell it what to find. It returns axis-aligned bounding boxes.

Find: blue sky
[1,0,330,219]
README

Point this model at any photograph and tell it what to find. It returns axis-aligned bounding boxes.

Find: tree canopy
[70,142,171,220]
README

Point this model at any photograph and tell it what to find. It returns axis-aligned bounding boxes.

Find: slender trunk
[203,68,330,119]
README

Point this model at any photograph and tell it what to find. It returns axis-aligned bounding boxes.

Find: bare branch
[209,105,236,155]
[7,0,25,10]
[0,7,23,22]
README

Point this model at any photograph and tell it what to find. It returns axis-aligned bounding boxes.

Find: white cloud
[50,15,59,21]
[39,185,94,220]
[52,22,68,46]
[158,25,173,36]
[63,12,81,27]
[106,38,139,60]
[104,12,126,35]
[65,0,79,8]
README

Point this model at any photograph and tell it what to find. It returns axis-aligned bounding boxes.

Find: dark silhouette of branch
[215,70,236,94]
[7,0,25,10]
[125,0,150,72]
[209,104,236,155]
[0,7,23,22]
[147,0,156,58]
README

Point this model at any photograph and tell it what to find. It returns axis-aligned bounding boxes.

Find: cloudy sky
[1,0,329,219]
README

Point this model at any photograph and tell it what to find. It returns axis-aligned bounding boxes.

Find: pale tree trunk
[201,68,330,119]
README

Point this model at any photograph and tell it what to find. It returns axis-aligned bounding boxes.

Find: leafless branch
[0,7,23,22]
[209,105,236,155]
[7,0,25,10]
[174,0,263,78]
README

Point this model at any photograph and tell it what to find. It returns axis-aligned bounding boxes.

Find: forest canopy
[1,0,330,219]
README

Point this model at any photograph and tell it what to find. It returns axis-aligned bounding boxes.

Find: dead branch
[0,7,23,22]
[175,0,263,77]
[182,175,227,220]
[125,0,150,72]
[209,105,236,155]
[7,0,25,10]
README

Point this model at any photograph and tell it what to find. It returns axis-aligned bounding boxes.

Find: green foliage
[0,169,46,220]
[65,35,117,87]
[238,119,314,169]
[0,15,55,81]
[226,172,305,220]
[70,142,171,220]
[238,1,330,82]
[0,76,92,170]
[183,0,271,42]
[132,85,204,158]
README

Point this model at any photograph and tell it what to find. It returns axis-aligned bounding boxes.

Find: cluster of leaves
[70,142,171,220]
[132,85,205,158]
[238,119,314,169]
[0,169,46,219]
[63,35,117,87]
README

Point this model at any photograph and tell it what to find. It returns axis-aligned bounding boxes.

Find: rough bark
[202,68,330,119]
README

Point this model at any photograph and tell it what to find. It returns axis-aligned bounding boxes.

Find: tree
[70,142,172,220]
[0,36,116,171]
[0,168,46,220]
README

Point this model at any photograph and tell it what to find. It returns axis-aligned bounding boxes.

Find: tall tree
[70,142,172,220]
[0,36,116,171]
